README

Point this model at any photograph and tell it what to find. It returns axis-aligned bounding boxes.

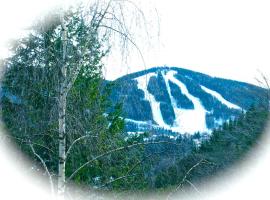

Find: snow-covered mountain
[110,67,266,135]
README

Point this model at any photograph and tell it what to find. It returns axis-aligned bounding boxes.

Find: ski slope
[136,71,210,134]
[200,85,242,110]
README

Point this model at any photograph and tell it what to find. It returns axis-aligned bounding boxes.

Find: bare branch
[255,69,270,110]
[29,141,55,196]
[99,24,146,68]
[167,159,212,200]
[185,179,200,193]
[67,141,180,182]
[64,62,83,94]
[5,135,57,156]
[100,174,137,188]
[94,0,113,31]
[66,134,98,159]
[99,151,158,188]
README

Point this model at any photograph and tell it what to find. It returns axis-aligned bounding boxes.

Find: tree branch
[5,135,57,156]
[67,141,180,182]
[99,24,146,68]
[93,0,112,31]
[167,159,212,200]
[29,141,55,196]
[66,134,98,159]
[99,151,159,188]
[185,179,200,193]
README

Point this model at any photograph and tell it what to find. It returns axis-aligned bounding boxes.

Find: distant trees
[165,106,268,198]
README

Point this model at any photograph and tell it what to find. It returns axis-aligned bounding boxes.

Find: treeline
[1,61,268,195]
[138,106,268,192]
[1,67,268,194]
[79,105,268,193]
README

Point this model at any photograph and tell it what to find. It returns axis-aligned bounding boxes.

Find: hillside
[110,66,266,135]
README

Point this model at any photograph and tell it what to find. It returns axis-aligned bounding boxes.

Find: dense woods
[0,1,269,200]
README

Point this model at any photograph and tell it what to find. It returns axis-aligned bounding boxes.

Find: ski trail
[200,85,242,110]
[135,71,211,134]
[136,73,170,129]
[164,71,210,134]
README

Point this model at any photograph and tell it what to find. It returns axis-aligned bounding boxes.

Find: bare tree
[56,1,151,197]
[255,70,270,111]
[1,1,160,199]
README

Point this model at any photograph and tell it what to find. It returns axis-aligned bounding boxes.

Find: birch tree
[1,0,157,198]
[56,1,150,196]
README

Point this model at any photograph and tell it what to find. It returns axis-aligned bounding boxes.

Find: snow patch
[214,118,224,127]
[200,85,242,110]
[136,73,172,129]
[163,71,210,134]
[125,118,151,126]
[133,71,211,135]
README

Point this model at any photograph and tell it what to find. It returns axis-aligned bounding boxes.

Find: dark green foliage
[200,106,268,165]
[159,102,175,125]
[110,79,153,121]
[147,73,170,103]
[0,8,137,190]
[149,106,268,191]
[147,73,175,125]
[110,66,266,132]
[1,30,61,172]
[102,106,267,192]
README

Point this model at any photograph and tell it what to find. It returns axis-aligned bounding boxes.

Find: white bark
[29,142,55,197]
[53,2,151,197]
[66,135,97,159]
[58,12,67,198]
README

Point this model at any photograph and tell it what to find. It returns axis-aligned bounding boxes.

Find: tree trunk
[58,90,67,197]
[58,13,67,198]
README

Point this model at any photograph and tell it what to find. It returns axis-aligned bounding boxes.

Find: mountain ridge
[110,66,267,135]
[114,66,260,88]
[1,66,266,136]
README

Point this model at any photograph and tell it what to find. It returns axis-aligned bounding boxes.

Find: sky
[104,0,270,86]
[1,0,270,86]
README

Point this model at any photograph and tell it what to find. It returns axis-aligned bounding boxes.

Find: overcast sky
[1,0,270,86]
[104,0,270,86]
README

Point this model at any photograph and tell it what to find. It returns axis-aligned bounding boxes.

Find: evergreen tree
[0,3,148,197]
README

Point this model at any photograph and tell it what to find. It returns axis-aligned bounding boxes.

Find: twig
[185,180,200,194]
[99,151,160,188]
[66,134,98,159]
[29,141,55,196]
[67,141,180,182]
[167,159,210,200]
[5,135,56,156]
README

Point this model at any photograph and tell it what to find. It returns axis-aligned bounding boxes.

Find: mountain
[1,65,266,136]
[110,66,267,135]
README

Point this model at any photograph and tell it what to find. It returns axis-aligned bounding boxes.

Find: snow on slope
[136,73,171,129]
[135,71,210,134]
[164,71,210,134]
[200,85,242,110]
